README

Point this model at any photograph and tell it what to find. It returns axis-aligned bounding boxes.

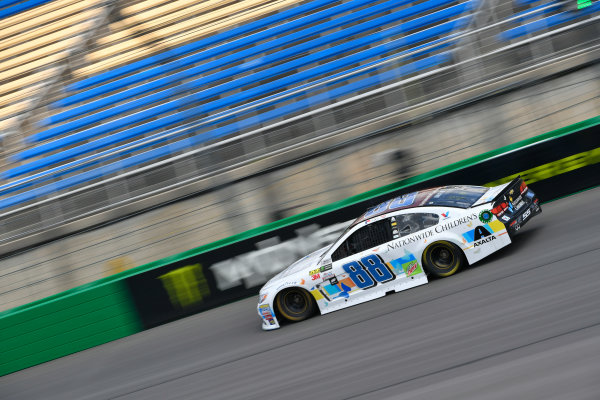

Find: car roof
[351,185,488,227]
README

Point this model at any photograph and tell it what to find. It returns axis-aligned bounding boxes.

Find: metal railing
[0,0,599,250]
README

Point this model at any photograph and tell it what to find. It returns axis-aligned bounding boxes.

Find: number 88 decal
[342,254,395,289]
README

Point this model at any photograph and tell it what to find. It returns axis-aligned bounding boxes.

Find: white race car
[257,177,541,330]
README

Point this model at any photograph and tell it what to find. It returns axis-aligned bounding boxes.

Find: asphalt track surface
[2,187,600,400]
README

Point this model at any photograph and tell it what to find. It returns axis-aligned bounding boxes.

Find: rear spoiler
[489,176,532,222]
[472,181,512,207]
[490,176,527,210]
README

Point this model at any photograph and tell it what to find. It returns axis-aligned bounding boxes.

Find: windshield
[423,186,488,208]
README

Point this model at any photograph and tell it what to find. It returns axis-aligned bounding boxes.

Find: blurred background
[0,0,598,312]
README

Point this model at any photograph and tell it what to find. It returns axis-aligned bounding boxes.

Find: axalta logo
[474,235,496,247]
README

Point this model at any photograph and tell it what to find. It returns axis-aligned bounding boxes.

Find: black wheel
[276,288,316,322]
[422,241,465,278]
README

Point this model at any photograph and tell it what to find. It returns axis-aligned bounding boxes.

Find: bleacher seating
[0,0,54,19]
[500,0,600,39]
[0,0,597,214]
[0,0,103,140]
[75,0,302,78]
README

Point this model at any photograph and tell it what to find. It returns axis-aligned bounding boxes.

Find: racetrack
[2,187,600,400]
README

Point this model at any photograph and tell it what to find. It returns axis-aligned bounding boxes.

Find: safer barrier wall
[0,279,142,376]
[1,116,599,375]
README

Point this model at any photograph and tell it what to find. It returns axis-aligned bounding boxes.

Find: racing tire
[422,241,465,278]
[276,287,316,322]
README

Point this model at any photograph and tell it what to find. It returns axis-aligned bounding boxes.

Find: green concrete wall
[0,280,142,376]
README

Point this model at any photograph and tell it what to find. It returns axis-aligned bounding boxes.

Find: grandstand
[0,0,599,310]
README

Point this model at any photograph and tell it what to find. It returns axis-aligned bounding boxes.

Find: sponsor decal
[441,211,450,219]
[319,276,357,300]
[522,208,531,221]
[501,215,510,221]
[462,220,505,243]
[479,210,493,223]
[387,213,481,251]
[387,229,434,250]
[259,304,276,325]
[484,148,600,188]
[388,252,422,276]
[434,213,478,234]
[320,264,332,272]
[322,271,334,280]
[507,200,515,213]
[404,260,422,277]
[311,273,321,281]
[473,235,496,247]
[310,288,325,301]
[157,263,211,309]
[309,268,320,276]
[259,293,268,303]
[333,282,353,299]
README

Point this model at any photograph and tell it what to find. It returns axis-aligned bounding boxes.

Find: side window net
[332,219,392,261]
[394,213,439,237]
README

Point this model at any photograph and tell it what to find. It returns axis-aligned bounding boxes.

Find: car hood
[263,246,328,286]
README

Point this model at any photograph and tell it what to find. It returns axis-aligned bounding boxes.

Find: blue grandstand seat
[500,2,600,39]
[1,0,476,210]
[54,0,382,110]
[0,53,450,210]
[3,14,468,181]
[0,0,53,19]
[47,0,402,123]
[63,0,339,93]
[32,0,462,144]
[20,0,472,154]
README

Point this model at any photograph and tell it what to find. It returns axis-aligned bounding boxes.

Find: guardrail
[1,115,598,376]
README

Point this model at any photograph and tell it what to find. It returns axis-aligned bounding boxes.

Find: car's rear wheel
[276,288,315,322]
[422,241,465,278]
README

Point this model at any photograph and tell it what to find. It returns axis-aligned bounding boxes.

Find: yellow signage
[486,147,600,187]
[158,264,211,309]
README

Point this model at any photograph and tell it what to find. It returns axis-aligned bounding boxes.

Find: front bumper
[258,302,281,330]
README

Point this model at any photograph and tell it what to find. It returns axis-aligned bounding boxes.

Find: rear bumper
[505,190,541,234]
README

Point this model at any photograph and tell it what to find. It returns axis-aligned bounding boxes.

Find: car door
[383,211,440,277]
[317,218,396,303]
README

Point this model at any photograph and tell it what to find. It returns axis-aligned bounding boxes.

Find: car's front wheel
[276,288,316,322]
[422,241,465,278]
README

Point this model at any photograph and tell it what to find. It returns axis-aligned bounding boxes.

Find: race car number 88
[343,255,395,289]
